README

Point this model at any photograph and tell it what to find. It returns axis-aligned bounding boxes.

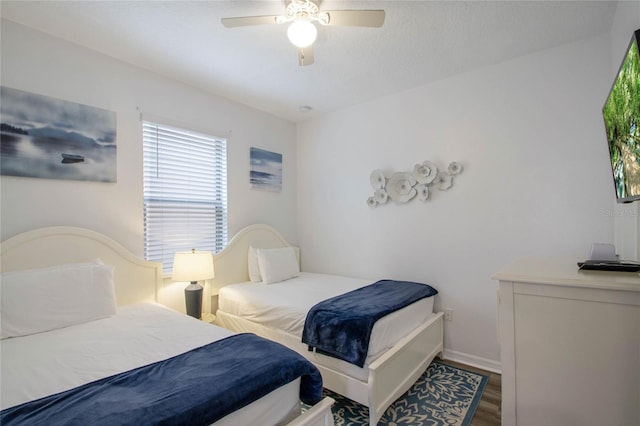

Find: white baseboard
[441,348,502,374]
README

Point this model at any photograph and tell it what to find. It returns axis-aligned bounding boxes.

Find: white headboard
[211,224,296,289]
[0,227,163,306]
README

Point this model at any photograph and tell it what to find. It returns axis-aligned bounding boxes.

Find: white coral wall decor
[367,161,463,207]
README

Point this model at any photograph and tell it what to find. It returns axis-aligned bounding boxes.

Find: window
[142,121,227,275]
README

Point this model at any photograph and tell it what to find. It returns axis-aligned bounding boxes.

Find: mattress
[0,302,300,425]
[217,272,435,380]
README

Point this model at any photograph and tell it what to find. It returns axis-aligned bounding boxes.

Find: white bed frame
[211,224,444,426]
[0,226,334,426]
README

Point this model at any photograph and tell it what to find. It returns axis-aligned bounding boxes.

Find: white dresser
[493,258,640,426]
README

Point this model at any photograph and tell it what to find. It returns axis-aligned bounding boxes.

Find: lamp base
[184,281,203,319]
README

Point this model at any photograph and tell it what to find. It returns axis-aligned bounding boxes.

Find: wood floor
[439,358,502,426]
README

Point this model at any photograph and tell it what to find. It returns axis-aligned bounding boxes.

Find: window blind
[142,121,227,275]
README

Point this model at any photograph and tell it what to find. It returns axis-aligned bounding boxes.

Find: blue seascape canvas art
[0,86,117,182]
[250,147,282,192]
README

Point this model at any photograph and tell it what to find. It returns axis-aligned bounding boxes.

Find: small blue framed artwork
[250,147,282,192]
[0,86,117,182]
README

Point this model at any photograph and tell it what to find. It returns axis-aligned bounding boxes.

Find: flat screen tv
[602,29,640,203]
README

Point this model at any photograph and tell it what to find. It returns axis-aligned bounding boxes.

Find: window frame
[142,120,228,276]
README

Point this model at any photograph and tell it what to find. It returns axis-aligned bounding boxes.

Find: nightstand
[210,291,219,313]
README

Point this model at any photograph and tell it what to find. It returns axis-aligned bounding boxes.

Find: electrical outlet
[444,308,453,321]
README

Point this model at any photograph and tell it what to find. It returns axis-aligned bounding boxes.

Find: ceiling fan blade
[221,15,280,28]
[322,10,385,27]
[298,46,314,66]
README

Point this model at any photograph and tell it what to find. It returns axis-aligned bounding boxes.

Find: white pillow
[248,246,262,283]
[256,247,300,284]
[0,260,117,339]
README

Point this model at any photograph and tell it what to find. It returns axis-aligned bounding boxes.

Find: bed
[0,226,335,426]
[212,224,444,426]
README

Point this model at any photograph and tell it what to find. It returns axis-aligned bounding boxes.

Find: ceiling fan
[221,0,385,66]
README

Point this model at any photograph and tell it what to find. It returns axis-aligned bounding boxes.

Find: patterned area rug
[320,360,488,426]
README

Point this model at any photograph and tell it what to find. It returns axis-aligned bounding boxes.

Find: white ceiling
[0,1,618,122]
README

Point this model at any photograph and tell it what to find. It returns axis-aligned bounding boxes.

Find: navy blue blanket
[1,333,323,426]
[302,279,438,367]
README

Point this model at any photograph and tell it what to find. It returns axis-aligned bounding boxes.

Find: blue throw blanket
[302,279,438,367]
[1,333,323,426]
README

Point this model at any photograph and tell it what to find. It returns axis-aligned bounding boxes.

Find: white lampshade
[287,20,317,48]
[172,250,214,282]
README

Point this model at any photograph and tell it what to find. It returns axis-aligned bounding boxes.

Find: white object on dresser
[493,257,640,426]
[588,242,617,261]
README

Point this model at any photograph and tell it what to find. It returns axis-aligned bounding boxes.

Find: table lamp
[172,249,214,319]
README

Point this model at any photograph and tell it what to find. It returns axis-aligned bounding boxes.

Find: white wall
[296,34,614,369]
[2,10,637,367]
[0,20,298,311]
[1,20,298,246]
[610,1,640,261]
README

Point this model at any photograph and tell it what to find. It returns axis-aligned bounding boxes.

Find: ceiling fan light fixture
[287,20,317,48]
[222,1,385,65]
